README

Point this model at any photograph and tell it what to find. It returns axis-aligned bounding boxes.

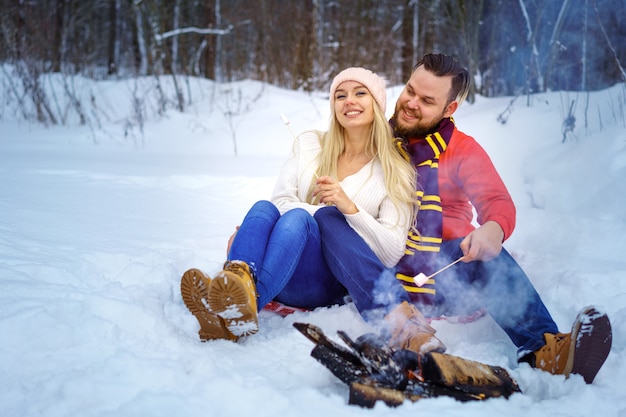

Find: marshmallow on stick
[414,257,464,287]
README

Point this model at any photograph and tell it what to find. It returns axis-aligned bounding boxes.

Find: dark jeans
[314,206,559,357]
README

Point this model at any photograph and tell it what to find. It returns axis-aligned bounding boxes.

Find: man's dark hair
[413,54,470,105]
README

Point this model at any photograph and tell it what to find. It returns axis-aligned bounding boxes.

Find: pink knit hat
[329,67,387,113]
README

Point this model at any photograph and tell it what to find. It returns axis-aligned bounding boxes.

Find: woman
[180,67,417,342]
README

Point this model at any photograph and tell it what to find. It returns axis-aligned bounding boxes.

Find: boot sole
[180,269,237,342]
[207,271,258,337]
[569,306,612,384]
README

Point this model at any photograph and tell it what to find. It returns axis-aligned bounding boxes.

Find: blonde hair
[305,97,417,227]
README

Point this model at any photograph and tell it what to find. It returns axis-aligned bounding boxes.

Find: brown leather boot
[207,261,259,338]
[527,306,611,384]
[385,301,446,354]
[180,268,237,342]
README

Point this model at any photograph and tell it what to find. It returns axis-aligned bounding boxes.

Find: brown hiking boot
[530,306,612,384]
[207,261,259,337]
[385,301,446,354]
[180,268,237,342]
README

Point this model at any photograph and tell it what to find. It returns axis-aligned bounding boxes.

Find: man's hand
[459,221,504,262]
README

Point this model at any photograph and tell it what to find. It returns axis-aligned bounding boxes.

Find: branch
[593,0,626,81]
[549,0,572,47]
[155,25,233,42]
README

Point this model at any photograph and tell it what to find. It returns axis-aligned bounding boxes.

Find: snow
[1,76,626,417]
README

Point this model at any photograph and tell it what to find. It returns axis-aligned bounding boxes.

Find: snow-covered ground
[1,75,625,417]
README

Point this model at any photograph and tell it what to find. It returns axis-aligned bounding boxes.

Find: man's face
[392,66,457,137]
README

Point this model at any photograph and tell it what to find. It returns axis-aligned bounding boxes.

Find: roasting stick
[414,256,465,287]
[281,113,297,140]
[282,113,320,180]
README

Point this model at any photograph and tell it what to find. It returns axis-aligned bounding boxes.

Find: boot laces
[224,261,251,278]
[406,314,436,334]
[224,261,258,297]
[536,332,571,372]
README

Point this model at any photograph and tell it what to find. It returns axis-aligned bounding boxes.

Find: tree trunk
[203,1,216,80]
[171,0,180,74]
[401,0,416,81]
[107,0,118,75]
[132,0,148,76]
[52,0,65,72]
[214,0,222,82]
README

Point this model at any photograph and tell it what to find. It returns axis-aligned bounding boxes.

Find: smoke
[366,246,550,350]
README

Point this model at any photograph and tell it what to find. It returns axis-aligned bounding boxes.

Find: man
[314,53,612,384]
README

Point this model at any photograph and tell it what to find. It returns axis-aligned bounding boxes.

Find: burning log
[294,322,521,408]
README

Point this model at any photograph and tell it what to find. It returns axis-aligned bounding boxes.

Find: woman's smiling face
[333,80,375,129]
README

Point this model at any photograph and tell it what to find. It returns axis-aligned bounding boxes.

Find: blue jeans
[228,201,409,316]
[314,207,559,356]
[228,200,346,309]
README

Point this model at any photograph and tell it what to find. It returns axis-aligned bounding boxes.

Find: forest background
[1,0,625,130]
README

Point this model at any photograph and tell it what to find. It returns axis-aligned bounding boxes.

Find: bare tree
[218,83,265,156]
[1,0,624,130]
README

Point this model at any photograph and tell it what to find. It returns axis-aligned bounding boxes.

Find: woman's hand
[226,225,239,255]
[313,175,358,214]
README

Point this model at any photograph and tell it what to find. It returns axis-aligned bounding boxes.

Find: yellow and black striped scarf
[394,118,455,303]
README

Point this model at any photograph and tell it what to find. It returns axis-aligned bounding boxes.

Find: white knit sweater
[271,131,411,268]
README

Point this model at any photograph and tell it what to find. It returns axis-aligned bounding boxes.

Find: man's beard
[391,108,444,138]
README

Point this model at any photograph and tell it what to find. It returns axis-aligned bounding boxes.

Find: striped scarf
[394,118,455,303]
